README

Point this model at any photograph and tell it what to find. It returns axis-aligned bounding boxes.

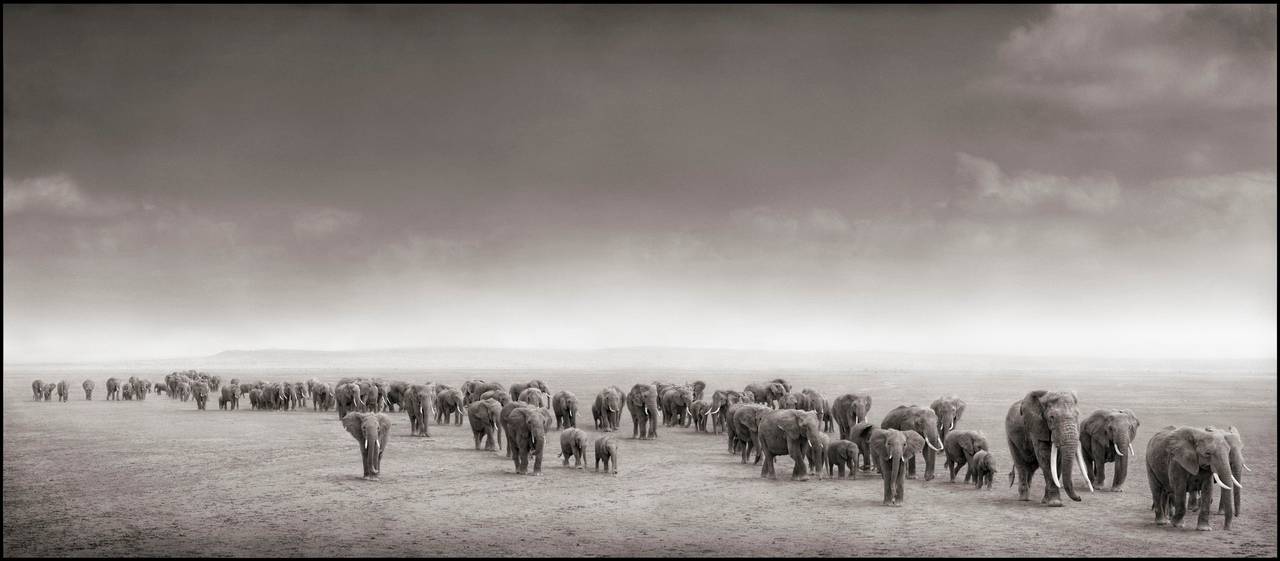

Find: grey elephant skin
[831,393,873,466]
[756,409,824,480]
[730,403,772,464]
[343,412,391,480]
[595,435,619,474]
[552,390,579,429]
[942,430,990,485]
[867,427,926,506]
[1079,409,1140,492]
[592,386,624,432]
[81,379,95,400]
[403,384,436,437]
[509,407,554,475]
[1146,425,1241,531]
[1185,426,1248,522]
[466,398,503,451]
[627,384,659,439]
[558,428,589,468]
[1006,390,1092,507]
[881,405,946,481]
[930,395,967,443]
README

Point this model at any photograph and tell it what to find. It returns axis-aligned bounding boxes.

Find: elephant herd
[28,373,1251,531]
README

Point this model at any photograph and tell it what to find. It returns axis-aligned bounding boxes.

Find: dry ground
[3,367,1276,557]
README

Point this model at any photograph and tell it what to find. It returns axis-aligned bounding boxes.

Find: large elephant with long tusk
[1185,425,1249,529]
[1079,409,1140,492]
[592,386,624,432]
[929,395,966,444]
[342,412,391,480]
[1147,425,1241,531]
[1005,390,1093,507]
[880,405,947,481]
[705,390,743,436]
[756,409,824,481]
[868,427,927,506]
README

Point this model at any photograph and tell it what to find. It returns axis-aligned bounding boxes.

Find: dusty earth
[3,367,1276,557]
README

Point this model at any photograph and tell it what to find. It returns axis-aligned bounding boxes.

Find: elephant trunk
[363,426,380,476]
[890,454,902,499]
[1053,421,1083,498]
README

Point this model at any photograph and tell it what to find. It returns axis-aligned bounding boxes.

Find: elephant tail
[1008,466,1016,488]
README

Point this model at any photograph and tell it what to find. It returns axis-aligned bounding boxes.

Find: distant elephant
[480,389,511,406]
[706,390,742,435]
[807,432,830,480]
[825,439,861,479]
[293,382,309,410]
[930,395,967,443]
[460,379,486,404]
[881,405,946,481]
[778,392,802,410]
[385,381,409,413]
[82,379,95,400]
[191,382,210,410]
[105,378,120,401]
[688,400,712,432]
[176,382,191,402]
[659,385,695,427]
[1079,408,1140,493]
[220,384,240,410]
[402,384,435,437]
[1147,425,1240,531]
[690,380,707,402]
[799,389,827,425]
[509,406,554,475]
[768,378,792,394]
[756,409,824,480]
[627,384,659,439]
[121,382,134,401]
[56,380,69,402]
[831,393,873,444]
[1006,390,1093,507]
[942,430,990,484]
[592,386,624,432]
[312,383,334,412]
[32,379,45,400]
[558,428,589,468]
[594,435,619,474]
[743,382,787,409]
[728,403,771,462]
[552,391,578,429]
[969,450,996,489]
[436,389,465,426]
[518,387,551,409]
[334,382,366,419]
[248,389,263,410]
[343,412,391,480]
[509,380,550,403]
[868,427,927,506]
[467,398,503,451]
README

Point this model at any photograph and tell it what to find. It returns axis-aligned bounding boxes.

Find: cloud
[291,207,362,239]
[951,152,1121,215]
[3,175,132,217]
[989,5,1276,113]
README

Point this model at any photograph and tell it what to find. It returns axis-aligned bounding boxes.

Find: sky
[3,5,1276,363]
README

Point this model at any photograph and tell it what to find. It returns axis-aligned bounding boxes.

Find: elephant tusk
[1231,474,1243,488]
[1243,463,1252,472]
[1075,447,1094,492]
[927,438,944,452]
[1049,442,1063,489]
[1113,443,1125,456]
[1211,472,1233,491]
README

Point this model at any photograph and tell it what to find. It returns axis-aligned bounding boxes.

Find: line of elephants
[33,375,1249,531]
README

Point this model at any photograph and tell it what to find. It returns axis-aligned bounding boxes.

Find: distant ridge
[5,346,1275,374]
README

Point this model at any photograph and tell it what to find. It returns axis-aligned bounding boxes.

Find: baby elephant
[559,428,589,469]
[826,439,862,479]
[942,429,990,484]
[595,435,619,474]
[968,450,997,489]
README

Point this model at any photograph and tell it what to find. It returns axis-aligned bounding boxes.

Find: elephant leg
[1088,441,1106,488]
[474,431,483,450]
[924,448,936,481]
[1112,454,1128,492]
[788,441,808,481]
[1188,490,1199,511]
[760,451,773,479]
[741,435,752,464]
[1169,480,1188,528]
[1195,478,1214,531]
[895,459,907,504]
[880,459,893,505]
[906,455,917,479]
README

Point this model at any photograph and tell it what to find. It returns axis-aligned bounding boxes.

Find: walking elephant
[82,379,95,400]
[706,390,743,435]
[627,384,659,439]
[105,378,120,401]
[942,430,990,484]
[552,391,578,429]
[385,381,409,413]
[728,403,771,462]
[467,397,503,451]
[342,412,391,480]
[32,379,45,400]
[868,427,927,506]
[56,380,69,402]
[436,389,465,426]
[509,380,550,403]
[825,439,861,479]
[930,395,967,443]
[688,400,712,432]
[743,382,787,409]
[220,385,240,410]
[832,393,872,442]
[659,385,695,427]
[191,382,210,410]
[1006,390,1093,507]
[1146,425,1241,531]
[334,382,366,419]
[402,384,436,437]
[595,435,619,474]
[1185,425,1249,528]
[518,387,551,409]
[1080,409,1140,492]
[690,380,706,402]
[312,383,334,412]
[881,405,946,481]
[756,409,825,480]
[592,386,624,432]
[508,406,554,475]
[969,450,997,490]
[558,427,589,468]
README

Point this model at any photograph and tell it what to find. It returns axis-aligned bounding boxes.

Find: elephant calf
[968,450,996,490]
[826,439,861,479]
[594,435,619,474]
[467,398,503,451]
[943,430,991,484]
[559,428,589,469]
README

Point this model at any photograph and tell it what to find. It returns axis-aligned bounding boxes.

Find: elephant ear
[376,413,392,443]
[955,400,967,422]
[903,430,926,457]
[850,421,876,442]
[1169,429,1201,474]
[1022,391,1050,440]
[341,413,365,441]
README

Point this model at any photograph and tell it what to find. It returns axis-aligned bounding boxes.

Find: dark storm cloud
[3,5,1275,362]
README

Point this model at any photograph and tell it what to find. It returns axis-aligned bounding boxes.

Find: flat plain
[3,367,1276,557]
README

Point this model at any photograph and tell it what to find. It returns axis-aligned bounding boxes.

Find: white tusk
[928,438,944,452]
[1129,443,1135,456]
[1243,464,1252,472]
[1049,442,1063,489]
[1231,474,1243,488]
[1113,443,1125,456]
[1075,447,1094,492]
[1211,472,1233,491]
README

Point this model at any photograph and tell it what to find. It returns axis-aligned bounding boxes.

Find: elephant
[1146,425,1241,531]
[460,379,486,404]
[402,383,436,437]
[501,402,531,458]
[293,382,309,410]
[688,400,712,432]
[82,379,95,400]
[706,390,742,435]
[1080,409,1140,493]
[105,378,120,401]
[825,439,862,479]
[509,380,550,403]
[659,385,695,427]
[220,384,240,410]
[1183,426,1249,530]
[248,389,263,410]
[334,382,367,419]
[479,389,511,406]
[807,432,830,480]
[592,386,624,432]
[627,384,659,439]
[930,395,967,444]
[778,392,802,410]
[518,387,551,409]
[968,450,997,490]
[342,412,391,480]
[1006,390,1093,507]
[191,382,210,410]
[40,382,55,401]
[690,380,706,402]
[755,409,824,480]
[867,427,927,506]
[32,379,45,400]
[552,391,578,429]
[467,397,504,451]
[743,382,787,409]
[436,389,465,426]
[558,427,589,468]
[121,382,134,401]
[881,405,946,481]
[942,430,990,484]
[508,406,554,475]
[312,383,334,412]
[56,380,69,402]
[768,378,793,394]
[177,382,191,402]
[831,393,872,443]
[595,435,619,474]
[799,389,827,424]
[728,403,771,460]
[385,381,409,413]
